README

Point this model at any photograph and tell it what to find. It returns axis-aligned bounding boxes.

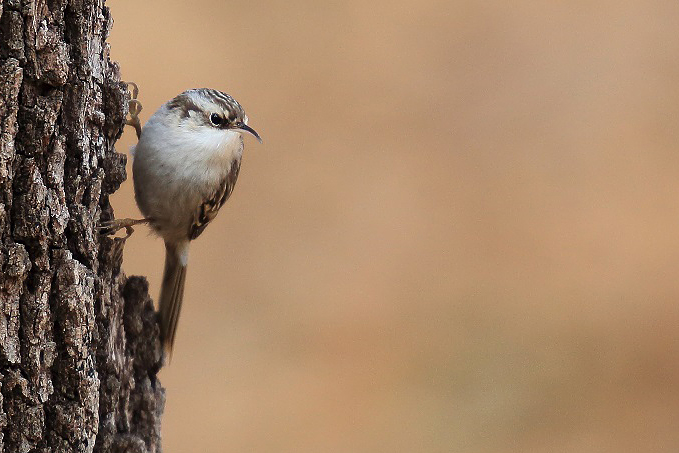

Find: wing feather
[189,158,242,240]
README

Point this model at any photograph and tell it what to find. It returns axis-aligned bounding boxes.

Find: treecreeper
[102,84,262,354]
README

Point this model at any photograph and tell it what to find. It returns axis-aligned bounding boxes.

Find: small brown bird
[108,87,261,353]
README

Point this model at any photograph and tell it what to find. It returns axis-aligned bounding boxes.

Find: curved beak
[235,123,262,143]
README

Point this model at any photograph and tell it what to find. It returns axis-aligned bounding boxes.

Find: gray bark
[0,0,164,452]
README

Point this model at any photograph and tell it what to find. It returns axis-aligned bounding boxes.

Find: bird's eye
[210,113,223,126]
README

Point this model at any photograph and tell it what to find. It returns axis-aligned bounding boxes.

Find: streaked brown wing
[189,158,242,240]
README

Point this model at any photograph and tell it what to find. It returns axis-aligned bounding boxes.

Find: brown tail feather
[159,241,189,354]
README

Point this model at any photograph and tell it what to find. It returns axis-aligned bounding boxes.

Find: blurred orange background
[107,1,679,452]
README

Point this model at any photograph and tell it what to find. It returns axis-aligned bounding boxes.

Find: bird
[104,87,261,354]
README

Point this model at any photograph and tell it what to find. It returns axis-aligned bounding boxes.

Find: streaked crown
[166,88,248,128]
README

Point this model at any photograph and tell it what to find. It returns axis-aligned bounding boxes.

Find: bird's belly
[134,154,235,242]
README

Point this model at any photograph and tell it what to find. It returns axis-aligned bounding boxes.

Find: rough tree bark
[0,0,164,452]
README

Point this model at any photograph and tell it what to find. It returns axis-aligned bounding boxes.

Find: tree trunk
[0,1,164,452]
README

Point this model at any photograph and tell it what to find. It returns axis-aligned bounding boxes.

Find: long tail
[159,240,189,354]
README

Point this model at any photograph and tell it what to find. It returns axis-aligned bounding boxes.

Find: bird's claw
[99,218,148,240]
[124,81,143,139]
[127,81,139,100]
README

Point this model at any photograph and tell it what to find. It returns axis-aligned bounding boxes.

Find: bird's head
[165,88,262,143]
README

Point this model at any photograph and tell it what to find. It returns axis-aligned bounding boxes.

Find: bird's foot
[99,218,149,239]
[125,81,143,139]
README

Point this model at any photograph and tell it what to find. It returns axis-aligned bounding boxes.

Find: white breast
[131,107,243,241]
